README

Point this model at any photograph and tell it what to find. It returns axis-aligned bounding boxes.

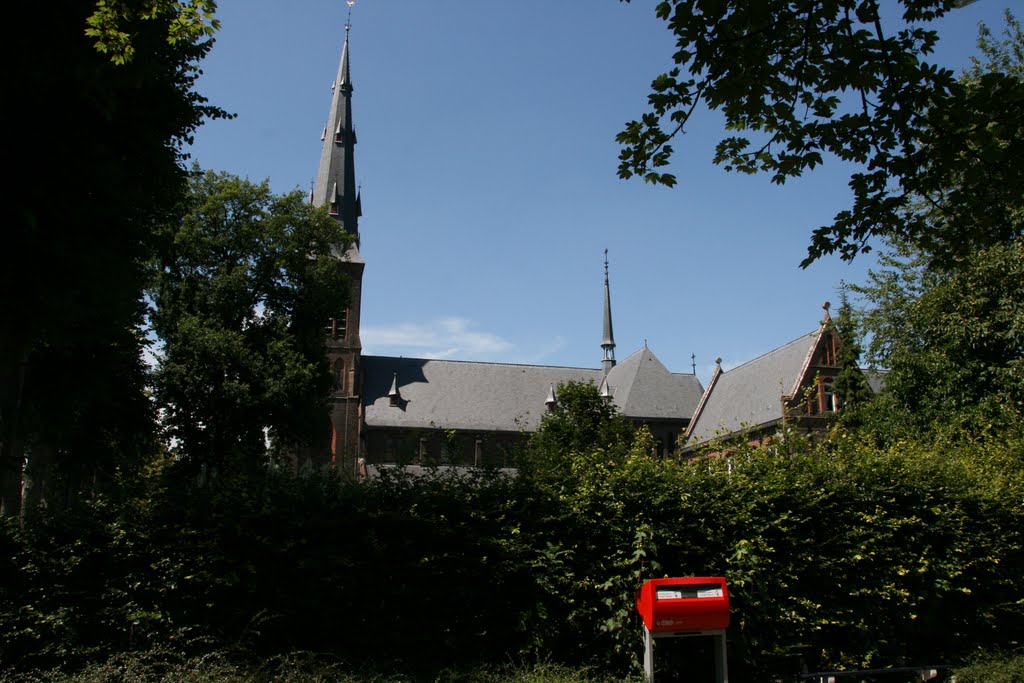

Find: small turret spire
[545,384,558,412]
[601,249,616,375]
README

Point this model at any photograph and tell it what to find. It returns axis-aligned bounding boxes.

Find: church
[311,22,859,476]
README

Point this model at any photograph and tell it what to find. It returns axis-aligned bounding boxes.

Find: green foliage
[3,0,226,514]
[149,171,352,468]
[86,0,220,65]
[1,650,631,683]
[903,11,1024,265]
[851,238,1024,437]
[518,380,634,486]
[617,2,1024,268]
[2,429,1023,681]
[954,651,1024,683]
[831,289,873,414]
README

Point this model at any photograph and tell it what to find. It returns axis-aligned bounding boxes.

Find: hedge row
[2,428,1022,681]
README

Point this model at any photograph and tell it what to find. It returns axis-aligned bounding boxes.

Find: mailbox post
[636,577,730,683]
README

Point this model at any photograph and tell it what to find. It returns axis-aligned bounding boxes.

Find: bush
[953,651,1024,683]
[3,425,1022,682]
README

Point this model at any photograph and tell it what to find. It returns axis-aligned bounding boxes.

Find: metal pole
[644,625,655,682]
[715,630,728,683]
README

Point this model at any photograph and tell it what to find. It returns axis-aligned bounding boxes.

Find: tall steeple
[313,5,365,477]
[313,15,362,252]
[601,249,616,375]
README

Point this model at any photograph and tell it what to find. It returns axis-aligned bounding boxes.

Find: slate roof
[685,331,819,447]
[362,347,703,433]
[604,347,703,421]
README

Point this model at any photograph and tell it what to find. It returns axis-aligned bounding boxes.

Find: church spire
[601,249,616,375]
[313,14,361,248]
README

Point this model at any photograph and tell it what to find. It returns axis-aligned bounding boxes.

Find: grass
[0,650,637,683]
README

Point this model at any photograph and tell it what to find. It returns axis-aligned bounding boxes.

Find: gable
[685,331,819,447]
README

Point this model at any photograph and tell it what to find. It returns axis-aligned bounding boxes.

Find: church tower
[314,17,364,476]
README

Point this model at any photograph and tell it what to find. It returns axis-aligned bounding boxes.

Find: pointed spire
[601,249,616,375]
[388,373,401,407]
[313,13,360,248]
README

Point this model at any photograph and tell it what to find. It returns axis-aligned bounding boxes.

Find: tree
[518,380,635,487]
[851,238,1024,435]
[617,2,1024,268]
[840,16,1024,436]
[832,286,873,412]
[149,171,352,471]
[2,0,225,514]
[86,0,220,65]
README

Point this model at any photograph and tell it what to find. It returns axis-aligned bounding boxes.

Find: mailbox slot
[656,583,723,600]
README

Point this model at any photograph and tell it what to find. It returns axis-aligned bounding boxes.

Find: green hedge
[2,428,1022,681]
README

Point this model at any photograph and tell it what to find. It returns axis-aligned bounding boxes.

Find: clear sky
[188,0,1013,386]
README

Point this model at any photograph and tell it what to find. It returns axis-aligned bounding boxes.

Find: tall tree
[832,286,873,412]
[852,239,1024,435]
[617,2,1024,268]
[2,1,224,514]
[149,171,352,471]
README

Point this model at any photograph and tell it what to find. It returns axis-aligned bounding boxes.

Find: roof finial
[345,0,355,33]
[822,300,832,323]
[691,352,696,375]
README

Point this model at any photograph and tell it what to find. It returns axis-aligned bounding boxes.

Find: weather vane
[346,0,355,32]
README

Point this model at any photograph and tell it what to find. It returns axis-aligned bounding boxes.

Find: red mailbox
[636,576,730,632]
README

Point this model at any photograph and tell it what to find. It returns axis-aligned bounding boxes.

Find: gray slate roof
[685,331,819,447]
[362,347,703,433]
[604,347,703,421]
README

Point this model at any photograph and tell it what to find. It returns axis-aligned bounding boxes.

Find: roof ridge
[717,330,816,375]
[362,355,600,372]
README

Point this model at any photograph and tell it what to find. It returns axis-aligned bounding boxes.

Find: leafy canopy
[851,238,1024,437]
[149,171,352,469]
[618,2,1024,268]
[3,0,226,514]
[518,380,635,487]
[86,0,220,65]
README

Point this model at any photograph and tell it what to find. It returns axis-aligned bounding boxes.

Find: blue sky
[188,0,1012,385]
